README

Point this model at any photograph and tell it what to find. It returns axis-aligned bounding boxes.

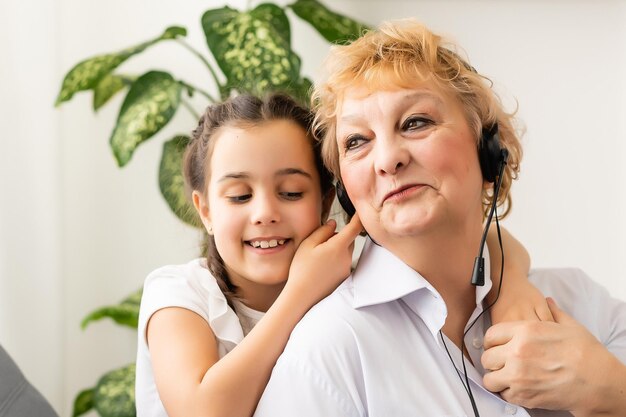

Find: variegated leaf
[55,26,186,106]
[93,74,134,111]
[93,364,136,417]
[289,0,370,44]
[291,76,313,104]
[81,288,142,330]
[110,71,182,167]
[72,388,95,417]
[250,3,291,45]
[159,135,201,227]
[201,5,302,96]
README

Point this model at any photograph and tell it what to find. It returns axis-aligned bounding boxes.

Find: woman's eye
[402,116,433,131]
[280,192,303,201]
[344,134,368,151]
[227,194,251,203]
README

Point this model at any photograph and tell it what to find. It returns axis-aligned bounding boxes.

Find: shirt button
[471,337,483,349]
[504,404,517,415]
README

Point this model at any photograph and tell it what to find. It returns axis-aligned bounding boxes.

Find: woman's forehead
[337,84,451,120]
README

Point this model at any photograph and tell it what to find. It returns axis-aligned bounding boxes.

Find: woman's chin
[378,207,438,237]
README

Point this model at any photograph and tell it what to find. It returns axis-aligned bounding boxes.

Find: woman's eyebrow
[339,92,444,123]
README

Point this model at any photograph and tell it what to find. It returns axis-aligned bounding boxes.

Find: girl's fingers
[302,219,337,247]
[333,213,363,247]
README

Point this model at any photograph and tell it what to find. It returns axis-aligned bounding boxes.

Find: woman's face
[335,85,485,246]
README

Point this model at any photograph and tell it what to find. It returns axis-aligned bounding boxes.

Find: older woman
[254,20,626,417]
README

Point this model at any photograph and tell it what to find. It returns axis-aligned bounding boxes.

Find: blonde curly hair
[312,19,522,218]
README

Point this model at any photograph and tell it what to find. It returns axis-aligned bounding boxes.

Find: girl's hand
[486,226,554,323]
[284,214,363,306]
[489,277,555,323]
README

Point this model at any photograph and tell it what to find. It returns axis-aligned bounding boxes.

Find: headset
[335,124,509,417]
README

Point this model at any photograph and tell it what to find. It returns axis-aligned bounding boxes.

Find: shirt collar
[351,238,437,309]
[351,237,494,332]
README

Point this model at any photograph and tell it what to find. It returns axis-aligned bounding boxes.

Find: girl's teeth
[251,239,286,248]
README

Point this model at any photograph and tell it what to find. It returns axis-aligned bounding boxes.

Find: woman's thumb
[546,297,575,324]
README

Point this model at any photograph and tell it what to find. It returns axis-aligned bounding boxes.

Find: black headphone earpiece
[336,180,356,217]
[478,124,507,183]
[471,123,509,287]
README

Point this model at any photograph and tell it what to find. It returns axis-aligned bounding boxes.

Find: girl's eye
[227,194,252,203]
[401,115,433,131]
[344,134,368,152]
[280,192,303,201]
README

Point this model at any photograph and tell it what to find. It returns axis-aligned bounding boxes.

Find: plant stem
[175,38,223,93]
[181,99,200,120]
[178,80,218,103]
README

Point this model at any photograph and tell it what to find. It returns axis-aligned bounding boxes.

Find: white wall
[1,1,624,416]
[0,0,64,411]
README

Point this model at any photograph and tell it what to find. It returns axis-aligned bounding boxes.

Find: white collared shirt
[255,239,626,417]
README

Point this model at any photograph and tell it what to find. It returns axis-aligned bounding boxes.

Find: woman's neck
[382,224,483,347]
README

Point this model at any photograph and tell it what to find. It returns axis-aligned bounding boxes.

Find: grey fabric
[0,345,58,417]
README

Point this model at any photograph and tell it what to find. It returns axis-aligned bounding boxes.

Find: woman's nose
[250,195,281,225]
[374,136,410,176]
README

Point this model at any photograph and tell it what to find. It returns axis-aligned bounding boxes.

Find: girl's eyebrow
[276,168,312,179]
[218,168,312,182]
[218,172,249,182]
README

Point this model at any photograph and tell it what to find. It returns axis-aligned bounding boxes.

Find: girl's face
[198,119,326,298]
[335,85,484,248]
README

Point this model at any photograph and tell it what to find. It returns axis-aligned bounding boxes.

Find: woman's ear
[321,186,336,223]
[192,190,213,235]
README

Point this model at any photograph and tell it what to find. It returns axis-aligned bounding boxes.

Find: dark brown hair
[183,93,334,305]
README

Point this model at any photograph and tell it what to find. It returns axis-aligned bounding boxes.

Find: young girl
[135,93,548,417]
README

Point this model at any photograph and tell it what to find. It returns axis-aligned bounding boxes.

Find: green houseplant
[56,1,368,416]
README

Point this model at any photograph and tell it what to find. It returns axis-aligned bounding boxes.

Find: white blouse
[255,238,626,417]
[135,258,264,417]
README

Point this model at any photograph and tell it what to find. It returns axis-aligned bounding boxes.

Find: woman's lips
[382,184,427,204]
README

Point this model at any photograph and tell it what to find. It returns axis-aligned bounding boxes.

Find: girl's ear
[321,186,336,223]
[192,190,213,235]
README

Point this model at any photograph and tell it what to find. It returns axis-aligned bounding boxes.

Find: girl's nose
[250,195,281,225]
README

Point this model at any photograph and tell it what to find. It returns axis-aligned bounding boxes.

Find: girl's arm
[485,226,554,323]
[147,215,363,417]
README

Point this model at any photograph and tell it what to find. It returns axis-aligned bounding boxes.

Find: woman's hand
[283,214,363,307]
[482,298,626,416]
